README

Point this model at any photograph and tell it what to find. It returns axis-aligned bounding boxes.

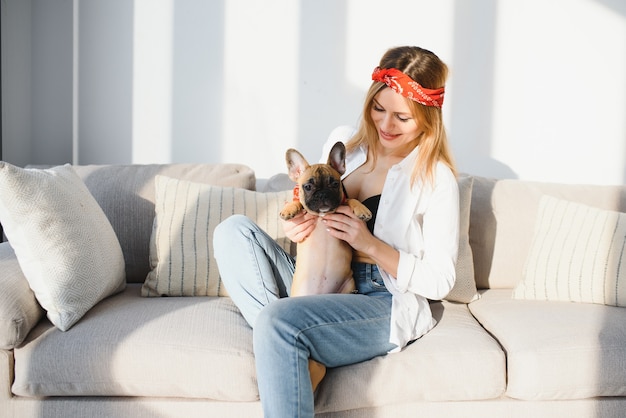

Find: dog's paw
[280,202,303,220]
[347,199,372,222]
[355,207,372,222]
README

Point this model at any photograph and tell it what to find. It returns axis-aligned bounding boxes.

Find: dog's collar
[292,185,300,202]
[291,185,348,205]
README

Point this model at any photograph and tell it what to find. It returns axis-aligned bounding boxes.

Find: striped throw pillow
[142,176,292,297]
[513,195,626,306]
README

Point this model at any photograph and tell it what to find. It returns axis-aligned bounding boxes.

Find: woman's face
[370,87,422,156]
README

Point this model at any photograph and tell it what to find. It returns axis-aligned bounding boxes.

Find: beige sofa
[1,162,626,417]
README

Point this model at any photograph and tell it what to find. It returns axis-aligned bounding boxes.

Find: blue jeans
[213,215,396,418]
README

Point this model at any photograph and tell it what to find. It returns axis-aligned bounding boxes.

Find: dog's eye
[329,179,340,189]
[303,183,313,192]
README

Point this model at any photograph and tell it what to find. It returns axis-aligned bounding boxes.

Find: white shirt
[321,126,460,352]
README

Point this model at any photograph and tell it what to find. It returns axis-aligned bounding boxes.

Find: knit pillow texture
[0,163,126,331]
[0,244,45,349]
[445,175,479,303]
[143,176,292,297]
[514,195,626,306]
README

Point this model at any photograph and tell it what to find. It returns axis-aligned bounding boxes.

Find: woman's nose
[380,114,394,131]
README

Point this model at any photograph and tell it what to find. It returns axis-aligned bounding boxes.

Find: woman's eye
[397,115,410,122]
[373,105,384,112]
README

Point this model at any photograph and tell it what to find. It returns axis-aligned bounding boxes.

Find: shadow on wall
[79,0,225,166]
[595,0,626,17]
[449,0,517,180]
[596,0,626,185]
[296,0,364,161]
[79,0,134,164]
[170,0,225,163]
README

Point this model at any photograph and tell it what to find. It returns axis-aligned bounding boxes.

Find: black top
[362,194,381,233]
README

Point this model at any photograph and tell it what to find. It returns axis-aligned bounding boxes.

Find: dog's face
[297,165,343,215]
[286,142,347,216]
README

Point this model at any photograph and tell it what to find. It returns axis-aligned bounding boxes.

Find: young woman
[213,45,459,418]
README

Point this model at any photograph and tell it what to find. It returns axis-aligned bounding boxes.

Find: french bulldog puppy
[280,141,372,297]
[279,141,373,391]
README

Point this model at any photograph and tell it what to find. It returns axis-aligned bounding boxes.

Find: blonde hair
[346,46,457,186]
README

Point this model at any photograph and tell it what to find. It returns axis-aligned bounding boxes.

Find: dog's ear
[327,142,346,176]
[285,149,310,182]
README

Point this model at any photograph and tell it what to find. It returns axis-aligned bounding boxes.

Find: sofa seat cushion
[469,289,626,400]
[12,284,258,401]
[314,301,506,412]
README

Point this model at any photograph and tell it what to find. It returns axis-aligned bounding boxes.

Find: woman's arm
[394,174,459,300]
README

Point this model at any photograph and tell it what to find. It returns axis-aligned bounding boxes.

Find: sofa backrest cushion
[469,176,626,290]
[143,176,293,297]
[73,164,255,283]
[513,195,626,306]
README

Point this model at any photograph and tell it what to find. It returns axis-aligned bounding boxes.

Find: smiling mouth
[380,130,399,141]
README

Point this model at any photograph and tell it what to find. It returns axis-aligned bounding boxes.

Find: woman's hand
[323,205,400,276]
[282,211,317,243]
[321,206,375,253]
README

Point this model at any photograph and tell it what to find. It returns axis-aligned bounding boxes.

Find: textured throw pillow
[445,175,479,303]
[0,163,126,331]
[143,176,292,297]
[513,195,626,306]
[0,243,45,349]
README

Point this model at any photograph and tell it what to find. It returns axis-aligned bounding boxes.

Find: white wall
[2,0,625,185]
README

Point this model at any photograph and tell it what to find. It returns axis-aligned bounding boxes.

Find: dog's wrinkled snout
[308,192,340,212]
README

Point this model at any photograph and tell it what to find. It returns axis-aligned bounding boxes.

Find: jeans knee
[254,301,281,336]
[254,299,299,346]
[214,214,251,238]
[214,215,253,250]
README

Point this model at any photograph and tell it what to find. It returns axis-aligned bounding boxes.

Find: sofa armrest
[0,242,44,349]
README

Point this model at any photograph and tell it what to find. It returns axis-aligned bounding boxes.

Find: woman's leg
[253,290,396,418]
[213,214,295,327]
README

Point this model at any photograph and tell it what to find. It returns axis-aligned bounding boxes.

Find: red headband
[371,67,445,108]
